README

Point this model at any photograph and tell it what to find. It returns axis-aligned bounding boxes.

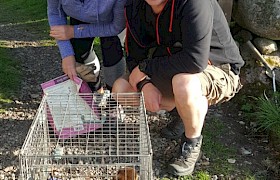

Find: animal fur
[114,167,139,180]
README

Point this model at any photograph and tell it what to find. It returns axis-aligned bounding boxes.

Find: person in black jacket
[112,0,244,176]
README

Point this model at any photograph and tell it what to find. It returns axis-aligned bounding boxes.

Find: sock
[183,135,202,146]
[169,108,179,116]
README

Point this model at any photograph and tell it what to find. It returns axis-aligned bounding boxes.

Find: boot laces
[181,142,194,157]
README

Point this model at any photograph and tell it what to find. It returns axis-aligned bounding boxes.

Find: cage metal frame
[19,92,153,180]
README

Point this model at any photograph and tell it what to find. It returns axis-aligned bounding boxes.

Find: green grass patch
[254,93,280,136]
[202,117,237,175]
[203,117,260,179]
[0,0,47,24]
[0,48,21,103]
[160,172,210,180]
[93,38,102,61]
[160,171,211,180]
[0,0,50,40]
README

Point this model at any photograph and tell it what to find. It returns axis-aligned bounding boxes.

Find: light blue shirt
[47,0,126,59]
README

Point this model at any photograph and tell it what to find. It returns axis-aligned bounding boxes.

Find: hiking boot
[169,136,203,176]
[160,109,185,140]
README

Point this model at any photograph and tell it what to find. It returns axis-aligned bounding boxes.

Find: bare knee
[112,77,133,93]
[172,73,202,104]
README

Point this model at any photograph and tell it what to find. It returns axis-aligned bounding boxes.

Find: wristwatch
[136,76,152,92]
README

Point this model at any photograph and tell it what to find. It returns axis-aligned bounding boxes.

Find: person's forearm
[73,22,125,38]
[56,40,75,59]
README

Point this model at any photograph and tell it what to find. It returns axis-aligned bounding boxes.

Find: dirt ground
[0,22,279,179]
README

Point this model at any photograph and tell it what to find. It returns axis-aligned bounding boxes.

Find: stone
[0,173,4,180]
[232,0,280,40]
[239,121,245,125]
[30,93,40,99]
[227,158,236,164]
[3,166,13,172]
[240,147,252,155]
[263,51,280,68]
[253,38,278,55]
[233,29,253,43]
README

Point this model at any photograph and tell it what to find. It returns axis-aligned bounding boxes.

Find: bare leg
[112,77,134,93]
[112,77,140,106]
[172,73,208,138]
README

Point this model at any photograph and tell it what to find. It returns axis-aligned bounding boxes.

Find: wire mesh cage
[19,92,153,180]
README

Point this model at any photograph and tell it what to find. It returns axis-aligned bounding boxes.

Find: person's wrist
[141,81,152,91]
[74,25,84,38]
[136,76,151,92]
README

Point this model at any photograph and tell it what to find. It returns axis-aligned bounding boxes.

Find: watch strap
[136,77,152,92]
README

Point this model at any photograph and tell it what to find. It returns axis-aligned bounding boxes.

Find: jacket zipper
[155,0,169,45]
[156,14,161,45]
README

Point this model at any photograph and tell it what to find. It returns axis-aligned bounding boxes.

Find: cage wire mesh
[19,92,153,180]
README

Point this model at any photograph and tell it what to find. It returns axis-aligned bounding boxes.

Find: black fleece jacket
[125,0,244,80]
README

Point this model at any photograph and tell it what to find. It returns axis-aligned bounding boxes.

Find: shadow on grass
[0,47,21,103]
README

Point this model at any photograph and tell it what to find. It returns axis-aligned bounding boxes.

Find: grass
[202,117,237,175]
[0,0,47,24]
[0,0,49,108]
[0,47,21,103]
[239,90,280,143]
[254,93,280,136]
[161,171,211,180]
[0,0,50,40]
[93,38,102,62]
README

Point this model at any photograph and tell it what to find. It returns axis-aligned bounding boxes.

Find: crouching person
[112,0,244,176]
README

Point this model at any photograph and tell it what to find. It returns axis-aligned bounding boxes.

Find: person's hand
[129,66,146,91]
[62,56,77,80]
[75,62,97,82]
[50,25,74,40]
[141,83,162,112]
